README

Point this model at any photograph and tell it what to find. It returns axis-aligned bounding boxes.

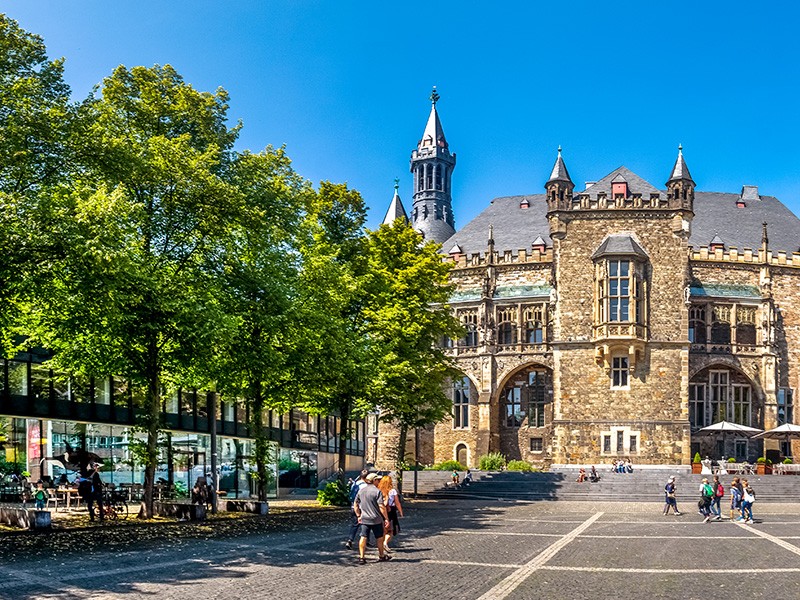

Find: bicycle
[99,490,129,520]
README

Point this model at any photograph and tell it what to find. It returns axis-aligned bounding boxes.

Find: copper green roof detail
[494,285,553,299]
[690,283,761,299]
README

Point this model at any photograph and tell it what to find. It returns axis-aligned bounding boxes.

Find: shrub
[430,460,467,471]
[784,458,793,464]
[506,460,533,472]
[693,452,702,463]
[479,452,506,471]
[727,457,737,463]
[317,479,350,506]
[756,457,767,464]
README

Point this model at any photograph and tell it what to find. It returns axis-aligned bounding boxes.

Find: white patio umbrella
[752,423,800,440]
[698,421,763,435]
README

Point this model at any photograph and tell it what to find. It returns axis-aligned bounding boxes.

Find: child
[33,481,47,510]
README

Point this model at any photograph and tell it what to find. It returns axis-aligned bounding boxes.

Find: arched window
[523,305,544,344]
[736,306,757,346]
[497,307,518,347]
[689,367,755,429]
[689,306,706,344]
[501,367,552,428]
[711,306,731,344]
[452,377,470,429]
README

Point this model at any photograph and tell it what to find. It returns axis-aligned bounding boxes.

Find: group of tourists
[611,459,634,473]
[346,470,405,564]
[576,466,601,483]
[663,474,756,523]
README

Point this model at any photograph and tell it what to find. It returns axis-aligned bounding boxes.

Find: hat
[365,473,377,482]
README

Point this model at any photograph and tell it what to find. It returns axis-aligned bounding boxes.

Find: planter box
[756,463,773,475]
[218,499,269,515]
[153,501,206,521]
[0,507,50,529]
[692,463,702,474]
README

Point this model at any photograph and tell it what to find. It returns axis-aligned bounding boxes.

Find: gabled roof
[591,233,649,260]
[442,166,800,257]
[581,166,660,200]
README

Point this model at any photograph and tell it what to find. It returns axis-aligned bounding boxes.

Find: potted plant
[727,457,736,463]
[756,457,773,475]
[692,452,702,474]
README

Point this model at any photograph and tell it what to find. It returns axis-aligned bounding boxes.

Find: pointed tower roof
[418,86,448,150]
[382,178,408,225]
[667,144,694,184]
[547,146,573,185]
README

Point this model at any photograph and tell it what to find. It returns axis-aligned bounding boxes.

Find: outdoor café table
[57,487,80,510]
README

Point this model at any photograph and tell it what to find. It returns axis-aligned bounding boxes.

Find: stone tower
[409,87,456,244]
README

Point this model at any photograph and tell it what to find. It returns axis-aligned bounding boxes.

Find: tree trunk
[139,337,160,519]
[337,399,350,485]
[251,380,269,502]
[395,423,408,496]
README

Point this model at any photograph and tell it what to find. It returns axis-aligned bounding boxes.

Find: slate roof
[591,233,649,259]
[442,194,551,257]
[667,148,694,183]
[382,189,408,225]
[547,150,572,184]
[442,168,800,256]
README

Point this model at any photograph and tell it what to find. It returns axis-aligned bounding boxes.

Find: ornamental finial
[430,86,440,105]
[394,177,399,191]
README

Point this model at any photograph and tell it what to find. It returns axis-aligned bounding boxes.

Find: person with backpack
[710,475,724,520]
[345,470,369,550]
[33,481,47,510]
[698,477,714,522]
[741,479,756,524]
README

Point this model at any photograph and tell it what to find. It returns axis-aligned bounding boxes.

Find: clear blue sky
[8,1,800,230]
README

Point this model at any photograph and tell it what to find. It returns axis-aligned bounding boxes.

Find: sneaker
[674,512,682,516]
[703,516,710,523]
[358,557,367,565]
[378,555,392,562]
[345,540,352,550]
[746,519,754,524]
[715,516,722,521]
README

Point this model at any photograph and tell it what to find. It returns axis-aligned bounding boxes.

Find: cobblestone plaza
[3,498,800,599]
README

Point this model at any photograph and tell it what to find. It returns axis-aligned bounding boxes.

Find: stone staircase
[416,467,800,503]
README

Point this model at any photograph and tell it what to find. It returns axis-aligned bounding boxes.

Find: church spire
[382,178,408,226]
[410,87,456,244]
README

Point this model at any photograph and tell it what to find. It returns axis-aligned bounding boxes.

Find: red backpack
[715,483,725,497]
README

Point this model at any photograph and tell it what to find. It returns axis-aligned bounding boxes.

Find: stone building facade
[375,95,800,468]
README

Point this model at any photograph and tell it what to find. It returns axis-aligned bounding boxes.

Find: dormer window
[520,198,530,209]
[611,175,628,200]
[709,235,725,252]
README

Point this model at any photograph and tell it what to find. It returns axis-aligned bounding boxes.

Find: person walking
[345,470,369,550]
[698,477,714,522]
[377,474,404,553]
[354,472,391,564]
[741,479,756,524]
[730,476,744,521]
[663,475,681,515]
[710,475,724,520]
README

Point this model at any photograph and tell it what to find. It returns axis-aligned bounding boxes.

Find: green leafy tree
[30,64,241,518]
[296,182,372,483]
[0,15,72,353]
[213,147,309,500]
[363,221,463,487]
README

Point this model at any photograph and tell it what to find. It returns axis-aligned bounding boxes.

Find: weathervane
[430,86,440,105]
[394,177,399,191]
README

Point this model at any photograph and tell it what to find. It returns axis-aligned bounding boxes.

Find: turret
[409,87,456,244]
[545,146,575,213]
[666,144,695,211]
[382,178,408,226]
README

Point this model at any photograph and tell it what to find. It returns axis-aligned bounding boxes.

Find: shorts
[360,522,384,540]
